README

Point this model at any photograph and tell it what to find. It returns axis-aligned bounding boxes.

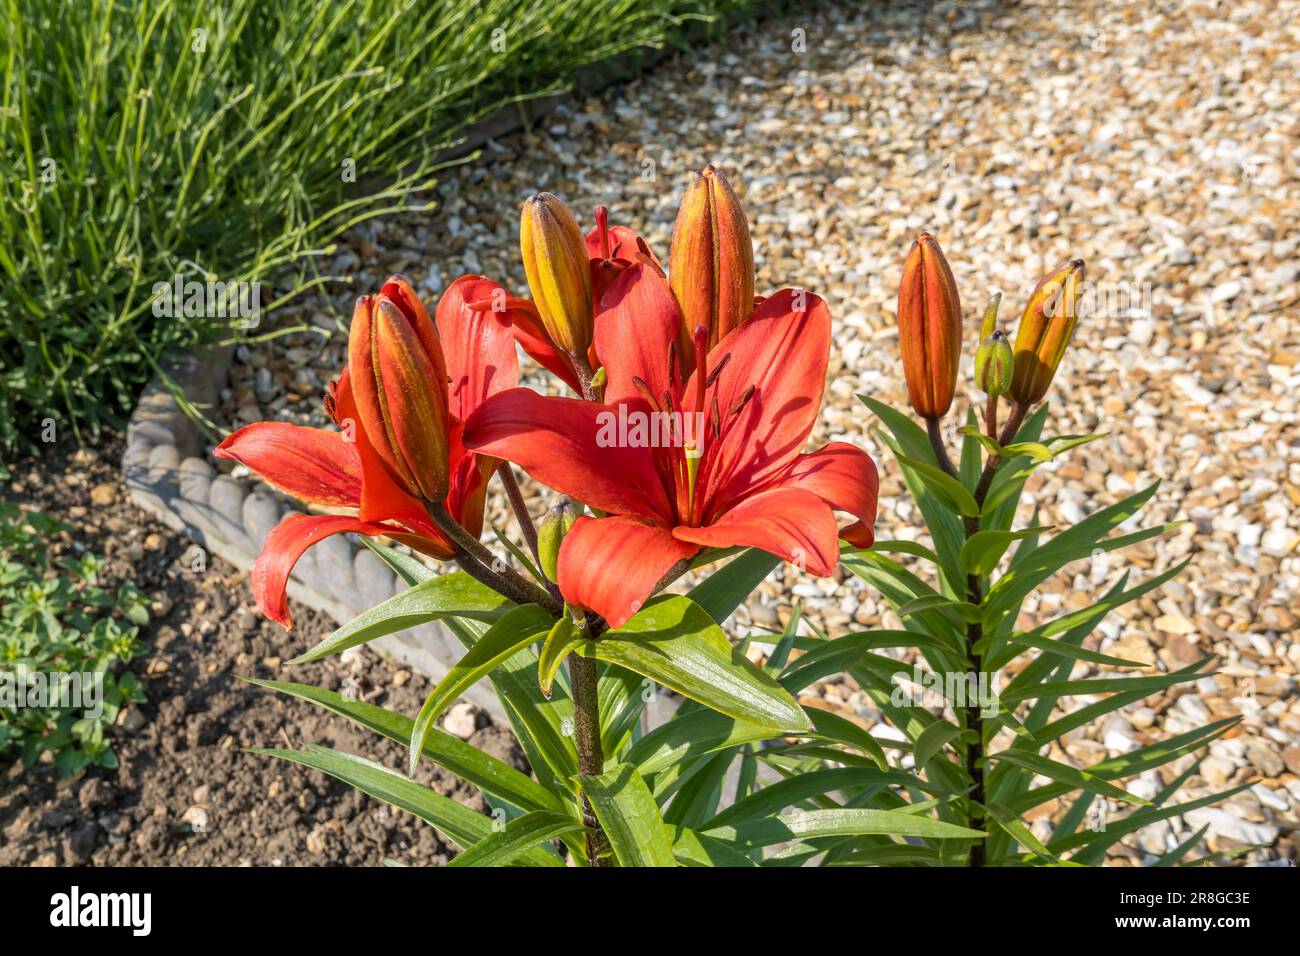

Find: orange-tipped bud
[520,193,593,358]
[897,233,962,419]
[1010,259,1085,406]
[347,276,451,503]
[669,165,755,370]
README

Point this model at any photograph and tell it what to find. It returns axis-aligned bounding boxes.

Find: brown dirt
[0,433,524,866]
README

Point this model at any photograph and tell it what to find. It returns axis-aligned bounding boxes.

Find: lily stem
[568,645,610,866]
[427,502,559,612]
[925,401,1034,865]
[926,416,958,478]
[496,463,540,567]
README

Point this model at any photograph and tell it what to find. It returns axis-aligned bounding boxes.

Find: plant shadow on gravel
[0,433,525,866]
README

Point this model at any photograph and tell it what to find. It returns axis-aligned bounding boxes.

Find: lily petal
[464,388,675,523]
[503,297,583,392]
[558,515,698,629]
[215,422,361,508]
[767,441,879,548]
[253,513,399,628]
[672,486,840,576]
[437,275,521,420]
[594,263,683,409]
[694,289,831,518]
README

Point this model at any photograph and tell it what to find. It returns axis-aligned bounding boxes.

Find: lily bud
[975,330,1014,397]
[347,276,451,503]
[669,165,755,369]
[1010,259,1085,406]
[520,193,593,359]
[897,233,962,419]
[537,498,580,583]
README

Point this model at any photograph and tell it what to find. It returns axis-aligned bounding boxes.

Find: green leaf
[289,572,510,664]
[959,527,1051,577]
[241,677,561,813]
[1000,666,1211,707]
[579,763,677,867]
[780,629,957,692]
[913,719,964,770]
[538,614,583,698]
[444,616,579,792]
[861,396,968,592]
[1152,823,1209,867]
[703,807,985,846]
[702,767,931,831]
[629,710,775,783]
[989,631,1149,670]
[990,751,1151,806]
[252,745,555,865]
[983,801,1058,863]
[586,595,810,733]
[896,454,981,518]
[670,826,760,867]
[686,548,780,624]
[869,539,941,565]
[361,537,435,585]
[446,811,579,867]
[805,709,890,770]
[409,604,556,775]
[1049,783,1253,858]
[895,593,982,625]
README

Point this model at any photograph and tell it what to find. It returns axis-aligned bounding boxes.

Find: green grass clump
[0,0,763,455]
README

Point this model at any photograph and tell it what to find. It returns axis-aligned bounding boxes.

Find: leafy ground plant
[0,501,148,777]
[227,170,1230,865]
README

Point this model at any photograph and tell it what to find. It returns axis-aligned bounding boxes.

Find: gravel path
[219,0,1299,864]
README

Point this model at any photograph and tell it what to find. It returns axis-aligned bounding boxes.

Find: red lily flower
[463,265,878,628]
[214,275,518,627]
[506,207,662,394]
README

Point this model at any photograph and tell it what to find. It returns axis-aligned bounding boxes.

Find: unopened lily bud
[537,498,580,582]
[897,233,962,419]
[975,330,1014,397]
[520,193,593,358]
[1010,259,1085,406]
[347,276,451,502]
[669,165,755,370]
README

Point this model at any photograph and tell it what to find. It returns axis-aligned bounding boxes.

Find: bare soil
[0,434,523,866]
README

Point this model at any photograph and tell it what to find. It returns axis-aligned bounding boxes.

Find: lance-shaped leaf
[701,767,933,832]
[990,750,1151,806]
[579,763,677,867]
[959,527,1052,577]
[242,677,561,813]
[290,571,510,664]
[252,745,558,866]
[583,595,810,734]
[443,616,579,793]
[895,453,981,518]
[446,811,582,868]
[671,826,760,867]
[702,807,985,846]
[409,604,557,775]
[686,547,780,624]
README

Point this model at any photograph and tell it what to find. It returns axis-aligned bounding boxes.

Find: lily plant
[216,167,1235,867]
